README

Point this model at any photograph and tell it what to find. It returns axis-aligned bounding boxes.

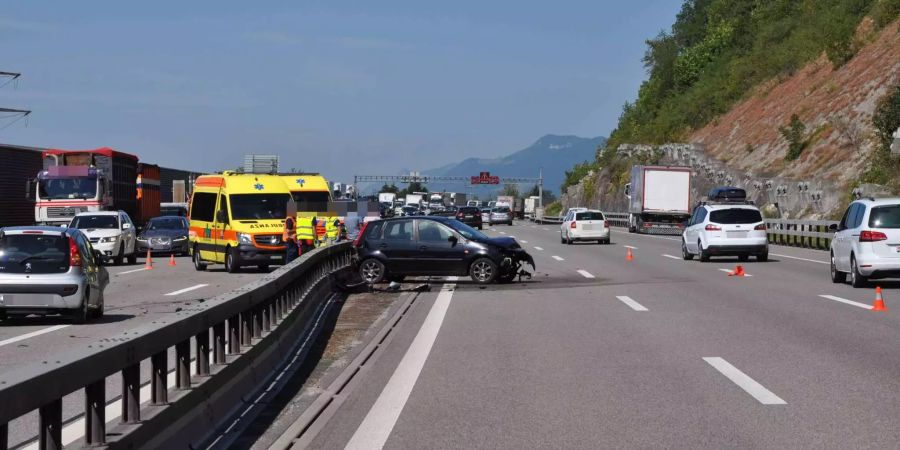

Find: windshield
[38,177,97,200]
[709,208,762,224]
[148,217,187,230]
[160,206,188,217]
[291,191,329,213]
[446,219,488,241]
[70,215,119,229]
[869,205,900,229]
[230,194,291,220]
[0,233,70,274]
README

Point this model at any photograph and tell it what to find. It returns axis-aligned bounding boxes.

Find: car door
[417,220,467,274]
[213,194,229,263]
[834,204,858,270]
[684,207,699,249]
[380,219,418,273]
[120,213,136,254]
[846,203,866,268]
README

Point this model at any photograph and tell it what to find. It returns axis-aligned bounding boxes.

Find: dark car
[454,206,483,230]
[136,216,190,255]
[354,216,534,284]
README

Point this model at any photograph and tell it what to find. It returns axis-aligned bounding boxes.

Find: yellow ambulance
[278,173,333,238]
[189,172,296,273]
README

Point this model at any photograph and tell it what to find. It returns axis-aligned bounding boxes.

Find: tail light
[68,236,82,267]
[353,222,369,247]
[570,221,577,229]
[860,230,888,242]
[456,213,464,219]
[754,223,767,231]
[705,224,721,231]
[474,211,481,216]
[603,220,609,228]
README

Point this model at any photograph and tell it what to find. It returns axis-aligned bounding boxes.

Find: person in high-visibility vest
[297,216,316,254]
[283,215,298,263]
[338,218,347,242]
[325,216,339,243]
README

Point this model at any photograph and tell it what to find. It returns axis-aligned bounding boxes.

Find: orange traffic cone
[729,265,745,277]
[145,249,154,270]
[168,254,177,267]
[626,248,634,261]
[872,286,887,312]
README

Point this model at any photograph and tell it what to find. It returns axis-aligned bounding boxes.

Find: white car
[561,209,610,244]
[69,211,138,265]
[830,198,900,287]
[682,203,768,262]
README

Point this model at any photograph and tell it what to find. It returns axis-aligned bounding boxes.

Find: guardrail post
[151,351,168,405]
[229,315,241,354]
[85,379,105,445]
[214,322,226,364]
[1,422,7,450]
[241,311,251,346]
[121,363,140,423]
[252,307,262,339]
[176,340,190,389]
[39,398,62,450]
[196,330,210,376]
[275,293,283,321]
[262,301,271,332]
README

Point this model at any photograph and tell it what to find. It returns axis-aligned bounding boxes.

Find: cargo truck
[378,192,397,204]
[524,195,541,216]
[405,193,424,207]
[496,196,513,208]
[624,165,691,235]
[29,148,160,227]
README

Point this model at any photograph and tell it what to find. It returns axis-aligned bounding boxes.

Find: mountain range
[421,134,605,196]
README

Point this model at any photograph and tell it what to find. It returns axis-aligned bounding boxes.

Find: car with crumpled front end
[137,216,190,256]
[0,226,109,322]
[353,216,534,284]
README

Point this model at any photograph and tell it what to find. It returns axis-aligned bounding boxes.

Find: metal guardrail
[0,243,354,449]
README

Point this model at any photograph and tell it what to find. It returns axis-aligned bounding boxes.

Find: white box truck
[524,196,541,216]
[378,192,397,204]
[406,193,424,207]
[624,166,691,235]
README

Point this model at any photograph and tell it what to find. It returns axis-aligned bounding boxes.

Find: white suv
[69,211,138,265]
[830,198,900,287]
[682,203,768,262]
[561,209,610,244]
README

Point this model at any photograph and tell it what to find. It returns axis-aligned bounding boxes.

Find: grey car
[0,226,109,322]
[488,206,513,226]
[137,216,190,255]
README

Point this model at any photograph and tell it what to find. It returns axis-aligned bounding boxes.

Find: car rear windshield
[229,194,291,220]
[459,207,479,213]
[709,208,762,224]
[869,205,900,229]
[494,207,510,213]
[70,215,118,229]
[0,233,70,274]
[575,212,604,221]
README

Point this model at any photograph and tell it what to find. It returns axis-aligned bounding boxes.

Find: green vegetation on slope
[604,0,898,151]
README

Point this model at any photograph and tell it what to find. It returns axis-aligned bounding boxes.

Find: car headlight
[174,236,187,241]
[137,236,148,242]
[99,236,118,243]
[237,232,253,245]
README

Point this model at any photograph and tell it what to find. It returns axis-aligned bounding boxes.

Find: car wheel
[830,253,846,283]
[698,240,710,262]
[359,259,386,284]
[850,255,867,288]
[560,234,565,244]
[193,246,207,271]
[73,289,90,324]
[738,255,749,262]
[478,225,483,230]
[90,291,105,320]
[225,247,240,273]
[756,252,768,262]
[114,243,125,265]
[127,251,137,265]
[682,239,694,260]
[470,258,498,284]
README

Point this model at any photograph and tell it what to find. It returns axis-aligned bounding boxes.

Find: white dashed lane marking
[718,268,753,277]
[616,296,648,311]
[662,254,681,260]
[577,270,595,279]
[164,284,209,296]
[703,357,787,405]
[533,247,544,251]
[552,256,564,261]
[819,294,872,310]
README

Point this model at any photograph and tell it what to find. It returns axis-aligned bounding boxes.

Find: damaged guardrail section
[0,242,354,450]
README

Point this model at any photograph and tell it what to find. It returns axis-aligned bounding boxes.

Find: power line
[0,70,30,130]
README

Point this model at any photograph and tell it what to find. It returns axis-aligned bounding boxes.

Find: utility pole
[0,71,31,129]
[538,168,544,208]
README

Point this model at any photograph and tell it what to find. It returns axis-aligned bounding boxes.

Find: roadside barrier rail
[764,219,836,250]
[0,243,354,450]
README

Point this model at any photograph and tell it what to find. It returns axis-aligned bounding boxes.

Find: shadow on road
[0,313,134,326]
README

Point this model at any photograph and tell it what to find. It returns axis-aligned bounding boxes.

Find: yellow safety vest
[297,217,315,241]
[325,216,339,240]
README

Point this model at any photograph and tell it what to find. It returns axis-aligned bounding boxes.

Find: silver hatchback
[488,206,513,226]
[0,226,109,322]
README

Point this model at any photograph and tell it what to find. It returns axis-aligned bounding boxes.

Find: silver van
[0,226,109,322]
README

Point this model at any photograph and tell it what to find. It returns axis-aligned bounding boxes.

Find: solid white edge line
[662,254,681,260]
[703,357,786,405]
[164,283,209,296]
[520,240,528,244]
[533,246,544,251]
[116,267,150,275]
[345,283,455,450]
[577,269,595,279]
[552,256,564,261]
[770,253,829,264]
[717,268,753,277]
[615,296,648,311]
[819,294,872,310]
[0,325,70,348]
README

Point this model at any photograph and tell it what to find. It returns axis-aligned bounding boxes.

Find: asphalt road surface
[294,223,900,449]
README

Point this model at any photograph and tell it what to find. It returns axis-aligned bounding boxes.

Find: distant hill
[424,134,605,196]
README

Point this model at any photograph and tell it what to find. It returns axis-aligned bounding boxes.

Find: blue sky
[0,1,682,182]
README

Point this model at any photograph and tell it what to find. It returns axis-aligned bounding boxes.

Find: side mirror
[216,210,228,224]
[122,223,132,230]
[448,235,458,246]
[828,223,839,232]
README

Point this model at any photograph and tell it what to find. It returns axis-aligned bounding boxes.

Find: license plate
[465,215,472,218]
[726,231,748,239]
[271,255,280,259]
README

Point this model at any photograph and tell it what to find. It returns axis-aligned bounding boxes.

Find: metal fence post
[228,315,241,354]
[121,364,140,423]
[176,340,191,389]
[196,330,210,376]
[214,322,226,364]
[151,351,168,405]
[241,311,252,346]
[39,398,62,450]
[85,379,105,445]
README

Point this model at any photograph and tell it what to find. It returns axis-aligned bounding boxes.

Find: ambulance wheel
[225,247,240,273]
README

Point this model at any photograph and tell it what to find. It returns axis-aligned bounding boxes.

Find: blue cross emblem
[254,183,264,191]
[296,178,305,187]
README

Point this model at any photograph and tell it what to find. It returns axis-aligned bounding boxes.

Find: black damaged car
[354,216,534,284]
